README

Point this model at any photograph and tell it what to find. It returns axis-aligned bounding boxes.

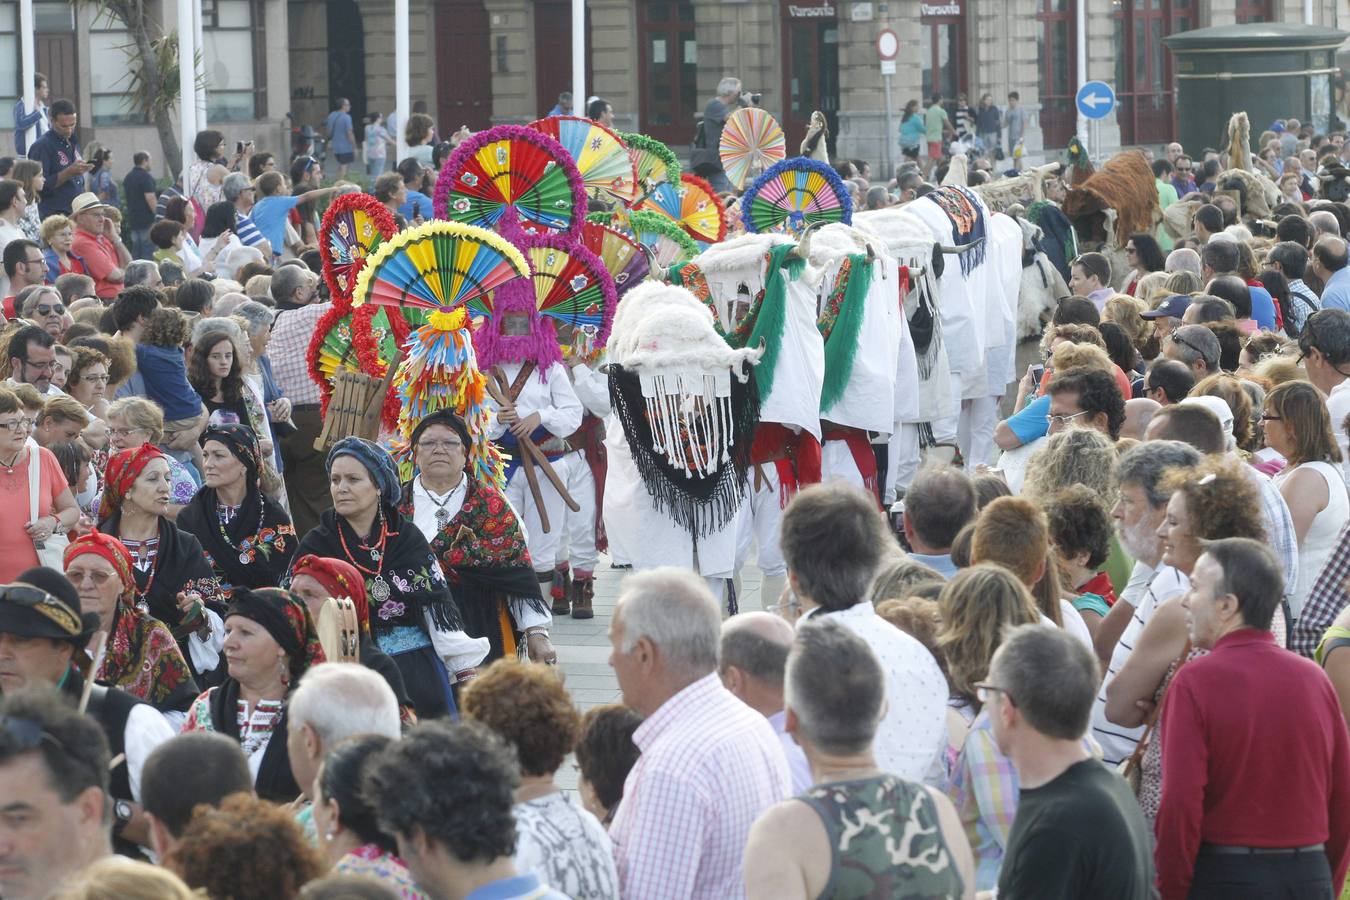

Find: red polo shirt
[70,227,121,299]
[1155,628,1350,898]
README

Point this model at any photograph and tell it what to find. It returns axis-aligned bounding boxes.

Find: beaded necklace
[338,511,392,604]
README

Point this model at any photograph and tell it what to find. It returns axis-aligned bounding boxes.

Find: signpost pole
[882,72,894,184]
[18,0,34,153]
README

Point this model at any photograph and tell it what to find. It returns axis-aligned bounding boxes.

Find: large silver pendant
[370,575,391,604]
[239,551,251,564]
[435,507,450,527]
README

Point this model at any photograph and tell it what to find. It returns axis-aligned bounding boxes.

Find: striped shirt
[234,211,266,248]
[1294,521,1350,658]
[610,673,790,900]
[1090,564,1189,766]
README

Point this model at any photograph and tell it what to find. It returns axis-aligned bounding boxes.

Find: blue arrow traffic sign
[1076,81,1116,120]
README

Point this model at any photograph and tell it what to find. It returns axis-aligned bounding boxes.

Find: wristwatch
[113,799,133,835]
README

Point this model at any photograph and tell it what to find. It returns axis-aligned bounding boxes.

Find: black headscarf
[177,424,296,595]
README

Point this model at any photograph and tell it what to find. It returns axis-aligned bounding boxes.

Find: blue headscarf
[326,437,401,506]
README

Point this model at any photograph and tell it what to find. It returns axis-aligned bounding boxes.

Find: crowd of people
[5,64,1350,900]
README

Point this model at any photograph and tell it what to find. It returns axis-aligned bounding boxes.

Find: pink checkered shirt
[266,301,329,407]
[610,673,791,900]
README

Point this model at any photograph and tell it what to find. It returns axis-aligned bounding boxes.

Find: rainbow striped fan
[530,116,640,205]
[639,173,727,245]
[352,220,531,315]
[512,233,618,359]
[435,125,587,238]
[582,221,650,297]
[719,107,787,191]
[619,131,681,198]
[741,157,853,235]
[307,307,357,413]
[629,210,698,267]
[319,192,397,302]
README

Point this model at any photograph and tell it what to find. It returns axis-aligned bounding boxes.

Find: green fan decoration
[629,209,698,267]
[620,132,681,199]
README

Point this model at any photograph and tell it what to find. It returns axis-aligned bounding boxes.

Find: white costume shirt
[486,361,583,442]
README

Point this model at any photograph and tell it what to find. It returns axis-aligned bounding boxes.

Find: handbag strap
[25,442,38,523]
[1123,638,1193,773]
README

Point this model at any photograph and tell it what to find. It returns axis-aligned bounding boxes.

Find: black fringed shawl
[290,507,463,636]
[924,185,987,277]
[608,362,760,539]
[207,679,300,802]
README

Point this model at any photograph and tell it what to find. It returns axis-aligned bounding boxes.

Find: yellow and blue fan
[530,115,640,205]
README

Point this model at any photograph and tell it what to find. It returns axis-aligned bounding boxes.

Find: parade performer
[399,409,555,664]
[603,281,763,607]
[548,354,611,620]
[670,231,823,604]
[478,266,584,612]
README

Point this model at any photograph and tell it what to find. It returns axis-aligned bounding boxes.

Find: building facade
[0,0,1344,179]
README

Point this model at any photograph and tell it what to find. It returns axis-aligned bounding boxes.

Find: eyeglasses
[81,373,110,384]
[417,439,464,453]
[21,257,44,267]
[108,427,147,439]
[22,359,55,372]
[0,418,35,432]
[0,583,81,635]
[1047,410,1091,428]
[35,304,64,317]
[298,156,317,173]
[1260,412,1283,422]
[64,567,116,586]
[974,682,1012,705]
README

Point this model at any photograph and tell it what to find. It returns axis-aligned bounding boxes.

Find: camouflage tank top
[798,774,965,900]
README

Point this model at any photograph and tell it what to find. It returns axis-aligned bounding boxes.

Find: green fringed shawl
[669,242,802,405]
[818,253,871,412]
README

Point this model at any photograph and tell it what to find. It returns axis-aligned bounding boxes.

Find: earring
[278,657,290,686]
[324,830,336,841]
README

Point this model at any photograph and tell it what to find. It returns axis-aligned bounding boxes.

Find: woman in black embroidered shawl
[290,437,487,719]
[178,424,296,594]
[184,586,325,802]
[98,444,228,680]
[398,410,554,665]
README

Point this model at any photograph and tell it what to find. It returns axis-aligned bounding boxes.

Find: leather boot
[547,568,569,616]
[570,576,595,619]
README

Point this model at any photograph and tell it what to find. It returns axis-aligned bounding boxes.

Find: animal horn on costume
[638,243,668,283]
[791,221,826,260]
[937,236,987,254]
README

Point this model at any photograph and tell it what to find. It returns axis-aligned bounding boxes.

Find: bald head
[1311,211,1342,238]
[718,611,795,716]
[1121,397,1161,441]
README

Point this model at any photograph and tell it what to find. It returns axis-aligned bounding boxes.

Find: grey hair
[617,567,720,675]
[717,76,742,98]
[989,624,1099,741]
[233,300,275,336]
[123,259,159,287]
[288,663,401,747]
[20,285,60,315]
[212,293,249,318]
[1311,210,1341,237]
[270,263,312,305]
[785,618,885,755]
[191,316,246,353]
[222,171,251,202]
[1170,324,1220,372]
[1113,439,1201,507]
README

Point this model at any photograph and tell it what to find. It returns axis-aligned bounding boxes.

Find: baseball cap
[1141,295,1192,320]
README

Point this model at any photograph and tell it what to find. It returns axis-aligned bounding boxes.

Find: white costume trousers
[505,462,567,575]
[552,450,599,574]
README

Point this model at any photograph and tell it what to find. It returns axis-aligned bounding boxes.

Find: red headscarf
[291,555,370,632]
[63,529,136,599]
[100,445,167,521]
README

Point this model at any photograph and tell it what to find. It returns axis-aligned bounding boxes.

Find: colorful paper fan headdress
[639,173,727,246]
[619,131,681,199]
[629,209,699,268]
[350,220,532,444]
[741,157,853,235]
[520,232,618,360]
[582,221,651,298]
[319,192,398,303]
[435,125,587,239]
[719,107,787,192]
[529,115,640,205]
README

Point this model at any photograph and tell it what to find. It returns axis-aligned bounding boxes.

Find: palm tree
[78,0,201,180]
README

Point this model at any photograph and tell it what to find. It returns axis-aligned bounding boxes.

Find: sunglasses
[1169,332,1208,358]
[35,304,64,316]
